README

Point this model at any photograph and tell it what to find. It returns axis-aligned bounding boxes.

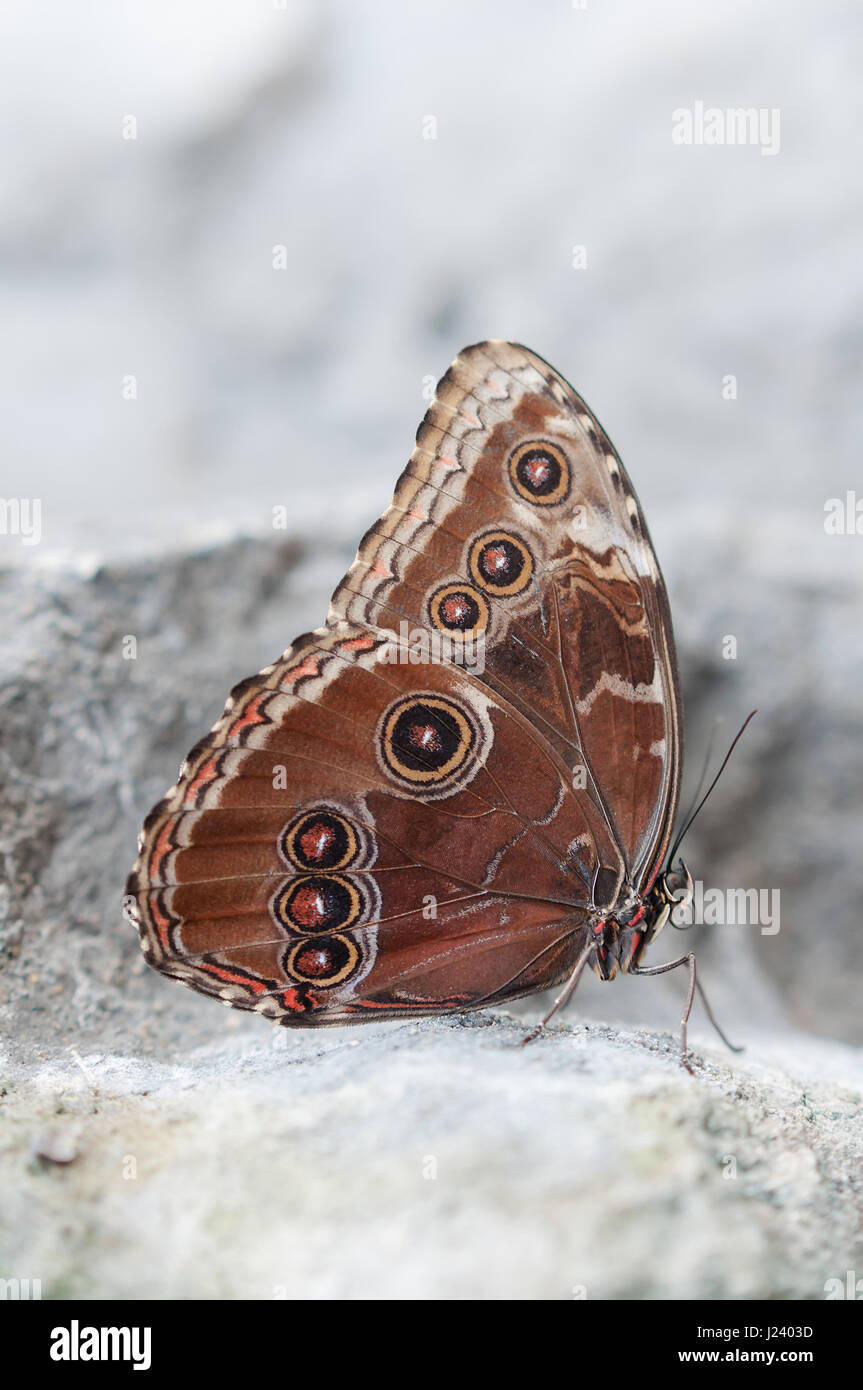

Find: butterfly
[125,340,717,1062]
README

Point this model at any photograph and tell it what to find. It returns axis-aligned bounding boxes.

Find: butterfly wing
[126,341,681,1023]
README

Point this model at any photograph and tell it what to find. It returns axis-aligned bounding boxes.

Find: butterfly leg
[521,938,594,1046]
[630,951,697,1069]
[631,953,743,1068]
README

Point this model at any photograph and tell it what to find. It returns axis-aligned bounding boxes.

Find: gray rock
[1,1016,861,1300]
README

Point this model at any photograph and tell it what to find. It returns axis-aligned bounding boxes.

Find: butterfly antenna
[667,710,757,868]
[677,716,721,839]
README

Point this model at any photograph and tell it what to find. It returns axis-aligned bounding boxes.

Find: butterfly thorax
[589,863,693,981]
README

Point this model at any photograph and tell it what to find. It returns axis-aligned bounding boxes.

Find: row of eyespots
[273,808,376,987]
[425,532,533,641]
[425,438,570,640]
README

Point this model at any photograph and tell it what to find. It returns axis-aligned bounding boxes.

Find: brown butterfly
[125,341,726,1062]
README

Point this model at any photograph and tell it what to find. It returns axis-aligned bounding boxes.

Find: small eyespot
[428,583,489,639]
[283,933,360,986]
[272,874,366,934]
[280,809,359,871]
[508,439,570,506]
[468,531,534,596]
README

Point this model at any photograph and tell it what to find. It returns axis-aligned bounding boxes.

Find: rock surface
[2,1016,862,1301]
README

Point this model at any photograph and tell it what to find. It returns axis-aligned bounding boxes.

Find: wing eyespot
[427,582,489,639]
[468,530,535,597]
[507,439,571,506]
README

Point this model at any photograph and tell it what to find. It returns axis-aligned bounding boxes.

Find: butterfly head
[645,859,694,944]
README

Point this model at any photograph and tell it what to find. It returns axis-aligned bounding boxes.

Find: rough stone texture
[2,1018,862,1301]
[0,535,307,1050]
[1,512,861,1299]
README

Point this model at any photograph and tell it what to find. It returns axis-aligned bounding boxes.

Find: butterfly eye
[272,874,366,934]
[468,530,534,596]
[283,934,361,987]
[508,440,570,506]
[428,583,489,638]
[280,809,358,871]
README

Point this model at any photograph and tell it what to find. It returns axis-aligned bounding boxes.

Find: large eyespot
[272,874,366,934]
[280,809,359,871]
[508,440,570,506]
[378,693,477,792]
[428,583,489,639]
[283,933,360,987]
[468,530,534,596]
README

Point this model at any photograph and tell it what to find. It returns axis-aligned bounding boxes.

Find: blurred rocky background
[1,0,861,1300]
